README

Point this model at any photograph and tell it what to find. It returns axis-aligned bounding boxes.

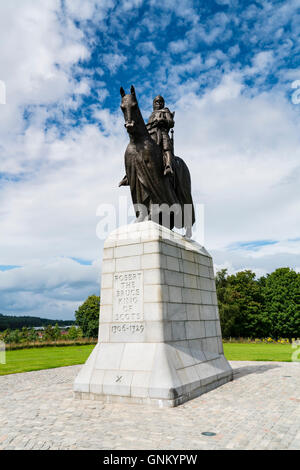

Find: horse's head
[120,85,142,135]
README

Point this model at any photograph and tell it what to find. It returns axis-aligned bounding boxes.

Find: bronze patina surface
[119,86,195,237]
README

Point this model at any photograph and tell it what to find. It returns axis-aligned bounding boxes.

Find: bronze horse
[119,85,195,237]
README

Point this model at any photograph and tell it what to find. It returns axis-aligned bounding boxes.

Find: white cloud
[136,41,158,54]
[101,52,126,74]
[190,12,231,45]
[228,44,240,57]
[244,50,276,79]
[174,78,300,268]
[169,39,189,54]
[122,0,143,11]
[149,0,199,24]
[252,51,274,71]
[0,258,101,319]
[0,0,92,175]
[65,0,96,20]
[209,72,244,102]
[64,0,114,22]
[137,55,150,69]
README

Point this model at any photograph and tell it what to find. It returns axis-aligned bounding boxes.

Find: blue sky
[45,0,300,127]
[0,0,300,319]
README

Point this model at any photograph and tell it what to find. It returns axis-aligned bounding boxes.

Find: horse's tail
[173,156,195,230]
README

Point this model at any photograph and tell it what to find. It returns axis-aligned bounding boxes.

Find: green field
[223,342,293,362]
[0,342,294,376]
[0,344,95,376]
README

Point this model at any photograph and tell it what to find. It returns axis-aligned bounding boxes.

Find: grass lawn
[0,344,95,376]
[223,342,293,362]
[0,342,294,376]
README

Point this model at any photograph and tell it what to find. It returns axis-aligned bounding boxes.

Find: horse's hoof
[185,227,192,239]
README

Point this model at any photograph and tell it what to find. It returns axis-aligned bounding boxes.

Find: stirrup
[164,165,174,176]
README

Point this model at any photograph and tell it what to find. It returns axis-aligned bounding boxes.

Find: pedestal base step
[74,342,233,408]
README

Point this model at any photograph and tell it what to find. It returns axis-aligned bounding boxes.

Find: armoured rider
[146,95,175,176]
[119,94,175,187]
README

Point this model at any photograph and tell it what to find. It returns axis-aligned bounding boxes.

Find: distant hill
[0,314,75,331]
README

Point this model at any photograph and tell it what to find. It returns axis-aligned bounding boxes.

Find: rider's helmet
[153,95,165,110]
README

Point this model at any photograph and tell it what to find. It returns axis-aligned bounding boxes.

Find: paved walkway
[0,361,299,450]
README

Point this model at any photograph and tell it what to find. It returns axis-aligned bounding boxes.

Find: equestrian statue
[118,85,195,238]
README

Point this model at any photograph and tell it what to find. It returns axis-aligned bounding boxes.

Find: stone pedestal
[74,221,233,407]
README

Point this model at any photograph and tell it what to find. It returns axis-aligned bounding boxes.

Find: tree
[9,329,22,344]
[43,325,55,341]
[216,269,267,338]
[67,325,83,340]
[20,327,29,343]
[75,295,100,338]
[28,328,39,342]
[52,323,62,341]
[260,268,300,339]
[1,329,13,344]
[216,269,241,338]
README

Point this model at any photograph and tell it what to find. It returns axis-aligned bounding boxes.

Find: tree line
[1,267,299,342]
[216,267,300,339]
[0,314,74,331]
[75,268,299,340]
[0,324,83,345]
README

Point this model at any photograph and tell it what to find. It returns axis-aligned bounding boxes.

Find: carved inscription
[113,271,143,322]
[111,323,145,335]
